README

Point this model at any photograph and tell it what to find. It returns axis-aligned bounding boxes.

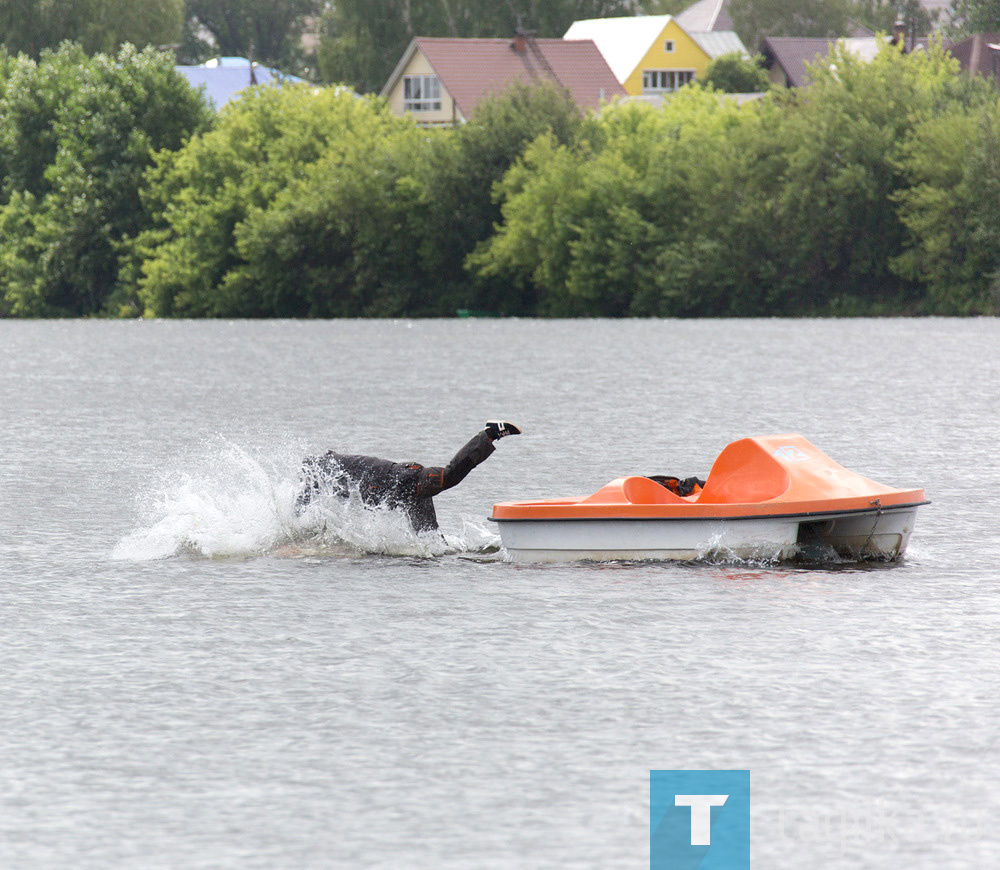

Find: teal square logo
[650,770,750,870]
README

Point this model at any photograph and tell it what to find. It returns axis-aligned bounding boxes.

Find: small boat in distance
[490,434,928,563]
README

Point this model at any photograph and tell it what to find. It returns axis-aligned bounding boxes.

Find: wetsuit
[296,428,496,532]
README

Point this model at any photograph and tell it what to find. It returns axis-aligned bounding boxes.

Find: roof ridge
[415,35,569,43]
[524,34,563,89]
[708,0,725,30]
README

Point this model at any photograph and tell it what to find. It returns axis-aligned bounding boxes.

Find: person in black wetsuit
[295,421,522,532]
[646,475,706,497]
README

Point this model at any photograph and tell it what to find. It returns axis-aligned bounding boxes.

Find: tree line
[1,39,999,318]
[4,1,1000,90]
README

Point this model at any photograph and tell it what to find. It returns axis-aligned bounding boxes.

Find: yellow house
[564,14,747,96]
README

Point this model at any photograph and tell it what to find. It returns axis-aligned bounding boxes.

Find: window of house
[642,69,694,94]
[664,40,675,52]
[403,75,441,112]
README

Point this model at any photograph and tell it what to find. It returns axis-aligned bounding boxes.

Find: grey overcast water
[0,318,997,869]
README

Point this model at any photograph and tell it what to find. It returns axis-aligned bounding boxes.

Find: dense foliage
[0,0,958,88]
[948,0,1000,37]
[127,81,583,317]
[470,43,1000,316]
[128,85,426,317]
[728,0,854,51]
[0,0,185,57]
[700,52,771,92]
[0,43,211,316]
[1,40,1000,319]
[0,0,317,73]
[181,0,323,72]
[854,0,937,38]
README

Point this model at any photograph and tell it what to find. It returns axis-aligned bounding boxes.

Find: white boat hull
[493,505,920,563]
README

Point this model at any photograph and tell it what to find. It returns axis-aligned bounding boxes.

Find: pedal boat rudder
[490,434,928,562]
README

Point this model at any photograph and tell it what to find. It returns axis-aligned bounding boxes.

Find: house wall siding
[623,20,710,95]
[385,51,459,125]
[767,65,789,87]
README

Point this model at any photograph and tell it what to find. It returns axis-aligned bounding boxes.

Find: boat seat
[696,438,790,504]
[582,475,688,505]
[624,475,691,505]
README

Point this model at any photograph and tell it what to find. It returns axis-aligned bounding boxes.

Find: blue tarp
[175,60,305,109]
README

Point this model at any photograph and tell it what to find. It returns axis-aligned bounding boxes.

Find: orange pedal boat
[490,434,928,562]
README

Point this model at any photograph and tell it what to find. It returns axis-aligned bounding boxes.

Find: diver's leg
[413,429,496,499]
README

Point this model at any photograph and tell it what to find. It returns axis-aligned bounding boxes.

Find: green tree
[854,0,937,38]
[222,125,435,316]
[130,85,427,317]
[472,39,987,317]
[182,0,323,72]
[634,95,786,316]
[0,0,184,57]
[729,0,854,52]
[640,43,986,317]
[317,0,634,92]
[637,1,690,13]
[963,113,1000,314]
[0,43,211,316]
[424,82,585,315]
[701,52,771,92]
[756,41,978,314]
[132,81,582,318]
[947,0,1000,36]
[470,88,752,316]
[892,98,1000,314]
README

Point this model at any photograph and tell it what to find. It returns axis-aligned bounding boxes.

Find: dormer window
[664,40,675,52]
[403,75,441,112]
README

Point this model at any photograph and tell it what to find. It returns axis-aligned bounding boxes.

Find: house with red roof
[380,33,626,125]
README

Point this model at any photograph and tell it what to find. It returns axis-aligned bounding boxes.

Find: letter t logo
[674,794,729,845]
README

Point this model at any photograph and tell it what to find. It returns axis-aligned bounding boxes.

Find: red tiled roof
[408,36,626,118]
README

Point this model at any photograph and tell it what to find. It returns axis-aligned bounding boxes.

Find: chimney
[512,31,527,54]
[892,17,906,50]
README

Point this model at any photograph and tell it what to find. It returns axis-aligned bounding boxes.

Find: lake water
[1,318,997,869]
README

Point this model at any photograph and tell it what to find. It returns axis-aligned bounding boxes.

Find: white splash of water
[112,437,499,561]
[696,528,787,567]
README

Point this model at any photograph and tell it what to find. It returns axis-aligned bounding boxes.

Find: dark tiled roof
[760,37,840,87]
[410,36,626,118]
[763,35,942,88]
[947,33,1000,78]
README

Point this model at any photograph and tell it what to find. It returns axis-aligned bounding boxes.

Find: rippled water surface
[1,318,998,868]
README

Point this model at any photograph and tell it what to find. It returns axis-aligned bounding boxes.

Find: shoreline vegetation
[1,41,999,320]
